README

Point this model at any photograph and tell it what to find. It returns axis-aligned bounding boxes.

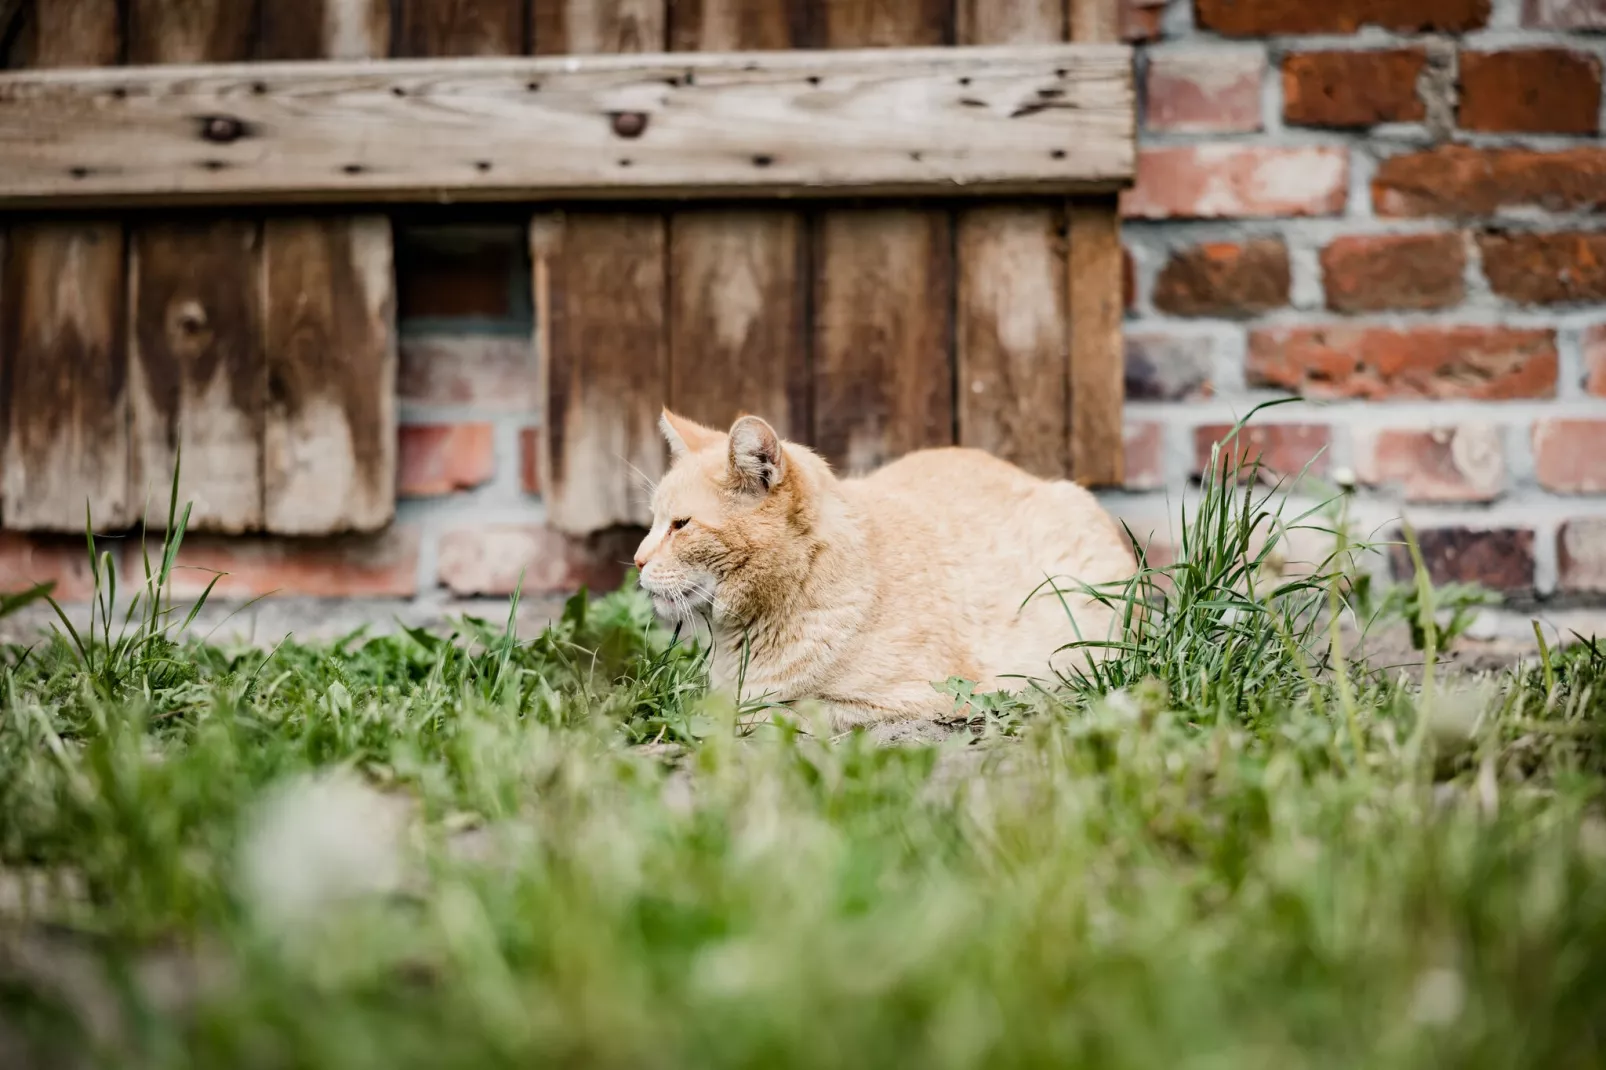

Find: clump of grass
[1045,402,1359,718]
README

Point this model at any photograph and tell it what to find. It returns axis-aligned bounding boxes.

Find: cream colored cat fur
[633,410,1137,728]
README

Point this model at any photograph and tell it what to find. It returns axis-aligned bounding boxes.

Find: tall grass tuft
[1047,402,1362,718]
[42,447,229,694]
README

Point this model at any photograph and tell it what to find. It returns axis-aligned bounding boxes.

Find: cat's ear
[728,415,785,494]
[660,409,719,458]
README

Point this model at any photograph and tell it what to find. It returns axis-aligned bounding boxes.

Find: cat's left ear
[728,415,786,494]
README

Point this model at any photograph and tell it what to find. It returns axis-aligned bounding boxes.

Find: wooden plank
[811,1,953,475]
[1066,202,1123,486]
[1,223,131,531]
[956,207,1069,478]
[0,46,1136,208]
[401,0,523,57]
[260,0,397,535]
[533,212,667,534]
[532,1,667,536]
[1066,0,1124,486]
[811,210,953,473]
[668,210,808,438]
[126,0,264,532]
[128,222,265,532]
[667,0,807,438]
[955,0,1069,480]
[0,0,129,532]
[262,217,396,533]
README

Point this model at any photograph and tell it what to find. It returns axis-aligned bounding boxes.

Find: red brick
[1145,51,1264,134]
[1533,419,1606,494]
[1124,0,1168,40]
[1558,519,1606,594]
[1153,240,1289,318]
[396,225,520,322]
[0,532,100,603]
[520,429,542,494]
[166,528,421,599]
[1477,232,1606,306]
[1586,324,1606,397]
[1248,326,1557,400]
[1192,423,1331,481]
[1459,49,1602,135]
[1125,331,1214,401]
[397,336,538,410]
[397,424,495,498]
[1123,146,1348,220]
[1282,50,1426,128]
[437,524,635,597]
[1388,528,1534,594]
[1524,0,1606,29]
[1354,426,1505,502]
[1124,422,1166,491]
[1373,146,1606,218]
[1196,0,1489,35]
[1321,233,1465,313]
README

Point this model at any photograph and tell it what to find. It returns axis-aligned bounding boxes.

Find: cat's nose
[633,552,648,570]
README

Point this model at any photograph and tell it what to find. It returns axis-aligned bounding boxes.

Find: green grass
[2,433,1605,1069]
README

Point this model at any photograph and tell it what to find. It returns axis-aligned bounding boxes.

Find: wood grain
[128,222,265,532]
[669,0,807,51]
[1067,0,1125,486]
[954,0,1069,479]
[533,211,668,534]
[128,0,257,65]
[667,0,807,439]
[812,210,953,474]
[261,0,391,61]
[260,0,397,534]
[127,0,264,532]
[811,0,953,474]
[0,46,1136,208]
[0,0,129,531]
[532,0,663,53]
[956,207,1069,477]
[1069,0,1120,47]
[1,222,131,530]
[4,0,120,69]
[263,217,396,533]
[1066,202,1123,485]
[668,210,808,439]
[401,0,524,57]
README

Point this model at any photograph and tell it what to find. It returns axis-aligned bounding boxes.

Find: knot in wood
[609,111,649,139]
[200,115,245,143]
[173,300,208,336]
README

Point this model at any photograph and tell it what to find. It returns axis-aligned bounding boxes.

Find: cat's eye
[670,517,690,531]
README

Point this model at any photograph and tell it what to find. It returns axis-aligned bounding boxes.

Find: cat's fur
[634,410,1138,727]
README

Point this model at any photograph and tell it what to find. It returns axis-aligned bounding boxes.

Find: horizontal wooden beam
[0,44,1133,209]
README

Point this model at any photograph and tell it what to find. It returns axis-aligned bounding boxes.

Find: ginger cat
[633,411,1138,727]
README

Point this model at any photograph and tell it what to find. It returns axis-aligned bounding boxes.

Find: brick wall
[1118,0,1606,609]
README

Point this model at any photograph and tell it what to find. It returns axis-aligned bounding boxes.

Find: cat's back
[854,446,1040,514]
[844,446,1132,586]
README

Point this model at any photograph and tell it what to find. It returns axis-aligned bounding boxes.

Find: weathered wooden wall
[0,0,1129,541]
[0,0,398,534]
